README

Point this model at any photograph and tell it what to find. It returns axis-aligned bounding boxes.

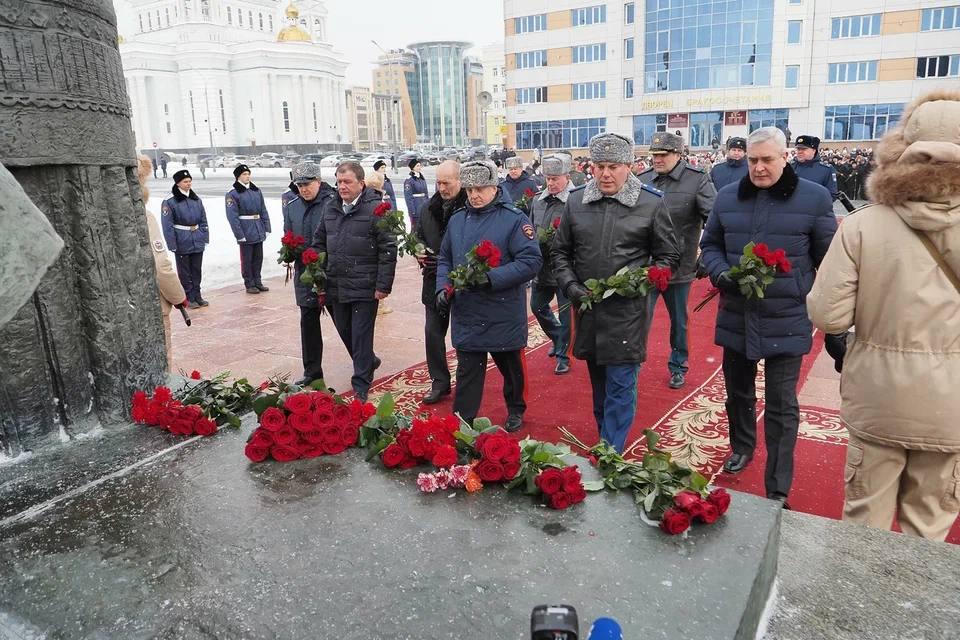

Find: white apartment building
[482,42,509,146]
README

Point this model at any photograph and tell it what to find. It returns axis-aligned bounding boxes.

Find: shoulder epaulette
[641,183,664,197]
[501,203,524,215]
[685,165,705,173]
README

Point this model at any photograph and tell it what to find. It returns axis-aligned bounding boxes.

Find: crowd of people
[142,89,959,543]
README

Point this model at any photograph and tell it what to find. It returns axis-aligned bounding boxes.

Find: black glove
[695,255,708,279]
[435,290,450,318]
[824,332,849,373]
[566,282,590,302]
[716,271,739,295]
[468,274,493,292]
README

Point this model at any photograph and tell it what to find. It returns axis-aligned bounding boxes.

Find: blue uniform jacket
[699,166,837,360]
[437,192,542,352]
[383,176,398,210]
[283,182,336,307]
[226,181,271,244]
[161,187,209,254]
[500,173,540,209]
[710,158,749,191]
[791,156,839,200]
[403,172,429,219]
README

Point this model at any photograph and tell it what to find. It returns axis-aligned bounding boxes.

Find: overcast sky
[324,2,505,87]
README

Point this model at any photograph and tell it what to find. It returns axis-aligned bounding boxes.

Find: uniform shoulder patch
[226,196,235,207]
[640,183,664,197]
[521,223,535,239]
[152,239,165,253]
[161,202,171,215]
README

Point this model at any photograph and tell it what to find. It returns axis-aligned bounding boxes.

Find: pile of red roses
[751,242,792,273]
[245,392,375,463]
[473,429,521,482]
[132,386,217,437]
[659,488,732,535]
[381,414,461,469]
[534,466,588,510]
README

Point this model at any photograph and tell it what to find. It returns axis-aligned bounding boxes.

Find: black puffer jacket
[283,182,336,308]
[312,187,398,303]
[416,189,467,305]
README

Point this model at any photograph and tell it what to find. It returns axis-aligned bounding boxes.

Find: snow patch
[0,610,47,639]
[0,450,34,467]
[73,425,105,441]
[754,577,779,640]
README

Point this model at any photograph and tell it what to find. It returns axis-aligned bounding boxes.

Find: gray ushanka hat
[460,160,500,188]
[504,156,524,169]
[291,162,322,184]
[541,154,571,176]
[589,133,634,164]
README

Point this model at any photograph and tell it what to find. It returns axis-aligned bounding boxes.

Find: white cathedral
[114,0,350,154]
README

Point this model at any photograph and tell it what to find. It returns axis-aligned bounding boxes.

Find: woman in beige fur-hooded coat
[807,90,960,541]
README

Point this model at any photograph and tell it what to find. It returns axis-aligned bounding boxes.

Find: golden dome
[277,1,311,42]
[285,2,299,18]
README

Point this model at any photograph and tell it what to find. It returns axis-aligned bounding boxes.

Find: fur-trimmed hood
[867,89,960,210]
[737,162,799,201]
[233,181,259,193]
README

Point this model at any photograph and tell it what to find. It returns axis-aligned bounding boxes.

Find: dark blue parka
[500,173,540,210]
[699,166,837,360]
[791,155,839,200]
[161,187,209,254]
[403,172,429,220]
[437,191,542,352]
[710,157,749,191]
[225,181,271,244]
[383,176,398,210]
[283,182,336,307]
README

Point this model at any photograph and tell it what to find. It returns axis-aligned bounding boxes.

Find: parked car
[360,153,390,166]
[319,154,343,167]
[397,151,419,165]
[251,152,283,168]
[301,153,326,163]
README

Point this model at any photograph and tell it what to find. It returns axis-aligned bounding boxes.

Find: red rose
[752,242,770,260]
[260,407,287,432]
[320,424,342,445]
[475,240,493,259]
[340,425,359,447]
[170,418,195,436]
[273,425,298,447]
[707,488,731,515]
[312,393,335,411]
[476,459,505,482]
[194,417,217,437]
[250,428,274,448]
[647,266,672,292]
[503,461,521,480]
[551,217,561,229]
[550,491,573,510]
[524,188,535,198]
[244,443,270,463]
[382,443,407,468]
[562,468,583,494]
[300,443,325,459]
[568,486,587,504]
[301,248,319,265]
[698,502,720,524]
[588,454,598,466]
[432,444,458,468]
[673,490,702,513]
[481,435,512,463]
[152,386,173,403]
[321,439,347,455]
[189,370,202,380]
[659,508,691,535]
[536,468,564,495]
[374,202,391,217]
[270,444,300,462]
[333,404,352,428]
[301,428,325,445]
[485,246,502,268]
[772,249,791,273]
[289,412,314,433]
[361,402,377,421]
[312,409,335,429]
[284,393,313,416]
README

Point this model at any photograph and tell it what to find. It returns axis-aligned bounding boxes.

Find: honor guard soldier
[435,160,543,432]
[791,135,839,201]
[403,159,429,231]
[226,164,272,294]
[638,132,717,389]
[161,169,210,309]
[710,137,749,191]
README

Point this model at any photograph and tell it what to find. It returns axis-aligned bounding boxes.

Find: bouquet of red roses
[472,429,522,483]
[299,248,327,297]
[447,240,501,292]
[244,391,375,463]
[694,241,792,312]
[578,264,672,311]
[132,386,217,437]
[659,488,731,535]
[536,216,561,246]
[534,466,588,510]
[515,187,536,211]
[380,413,462,470]
[278,230,306,284]
[372,201,426,258]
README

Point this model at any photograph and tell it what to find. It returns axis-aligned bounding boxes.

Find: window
[828,61,877,84]
[138,14,143,32]
[624,78,634,98]
[624,38,634,59]
[282,101,290,133]
[787,20,802,44]
[690,111,723,148]
[516,87,549,104]
[226,7,232,24]
[573,43,606,63]
[269,15,273,30]
[749,108,789,134]
[249,101,255,134]
[219,89,227,134]
[163,103,169,116]
[824,103,905,140]
[572,81,606,100]
[147,12,152,29]
[572,5,606,26]
[917,54,960,78]
[259,13,263,30]
[312,102,318,132]
[633,114,667,144]
[165,8,170,26]
[165,122,172,134]
[625,2,635,24]
[515,118,606,149]
[248,11,253,28]
[831,14,881,39]
[514,14,546,34]
[785,65,799,88]
[515,50,547,69]
[238,9,242,25]
[788,0,801,4]
[189,91,197,135]
[922,6,960,31]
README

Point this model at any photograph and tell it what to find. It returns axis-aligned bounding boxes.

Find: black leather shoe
[505,413,523,433]
[256,283,270,292]
[423,386,451,404]
[547,344,559,358]
[246,287,260,294]
[723,453,751,474]
[294,377,314,387]
[197,298,210,307]
[188,301,201,310]
[669,372,685,389]
[554,360,570,375]
[356,391,368,403]
[768,493,792,510]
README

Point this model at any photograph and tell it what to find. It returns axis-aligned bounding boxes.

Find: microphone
[586,617,622,640]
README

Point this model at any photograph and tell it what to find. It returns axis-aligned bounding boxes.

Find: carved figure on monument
[0,0,166,456]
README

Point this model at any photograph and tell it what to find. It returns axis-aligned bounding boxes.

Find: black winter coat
[313,187,398,303]
[416,189,467,305]
[283,182,336,308]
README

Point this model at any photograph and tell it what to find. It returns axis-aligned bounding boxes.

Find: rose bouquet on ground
[299,247,327,297]
[132,386,217,437]
[447,240,501,293]
[577,264,672,311]
[694,241,792,312]
[499,437,586,510]
[515,188,536,211]
[373,201,426,258]
[536,217,561,246]
[278,230,306,284]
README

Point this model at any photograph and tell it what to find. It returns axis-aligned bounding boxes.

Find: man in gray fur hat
[500,156,540,213]
[553,133,680,452]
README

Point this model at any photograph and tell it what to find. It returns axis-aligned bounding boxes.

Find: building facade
[115,0,349,155]
[503,0,960,154]
[372,50,420,148]
[407,41,477,147]
[482,42,509,146]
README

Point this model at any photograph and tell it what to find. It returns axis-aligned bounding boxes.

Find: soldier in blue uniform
[283,162,337,386]
[435,160,543,432]
[403,159,429,231]
[226,164,271,294]
[281,171,299,208]
[710,137,749,191]
[161,169,210,309]
[790,135,839,200]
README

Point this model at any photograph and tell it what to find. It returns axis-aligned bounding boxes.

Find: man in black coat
[415,160,466,403]
[312,161,398,402]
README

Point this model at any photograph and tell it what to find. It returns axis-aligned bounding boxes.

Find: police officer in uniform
[403,159,429,231]
[710,137,749,191]
[162,169,209,309]
[435,160,542,432]
[281,171,300,208]
[283,162,337,386]
[500,156,540,212]
[553,133,680,452]
[226,164,271,294]
[638,132,717,389]
[790,135,839,200]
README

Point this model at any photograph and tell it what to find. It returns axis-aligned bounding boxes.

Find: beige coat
[146,211,186,369]
[807,90,960,452]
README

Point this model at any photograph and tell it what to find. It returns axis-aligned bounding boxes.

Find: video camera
[531,605,622,640]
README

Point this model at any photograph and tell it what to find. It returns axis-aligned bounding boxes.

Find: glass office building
[407,41,472,147]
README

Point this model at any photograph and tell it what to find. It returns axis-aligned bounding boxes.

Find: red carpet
[367,278,959,544]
